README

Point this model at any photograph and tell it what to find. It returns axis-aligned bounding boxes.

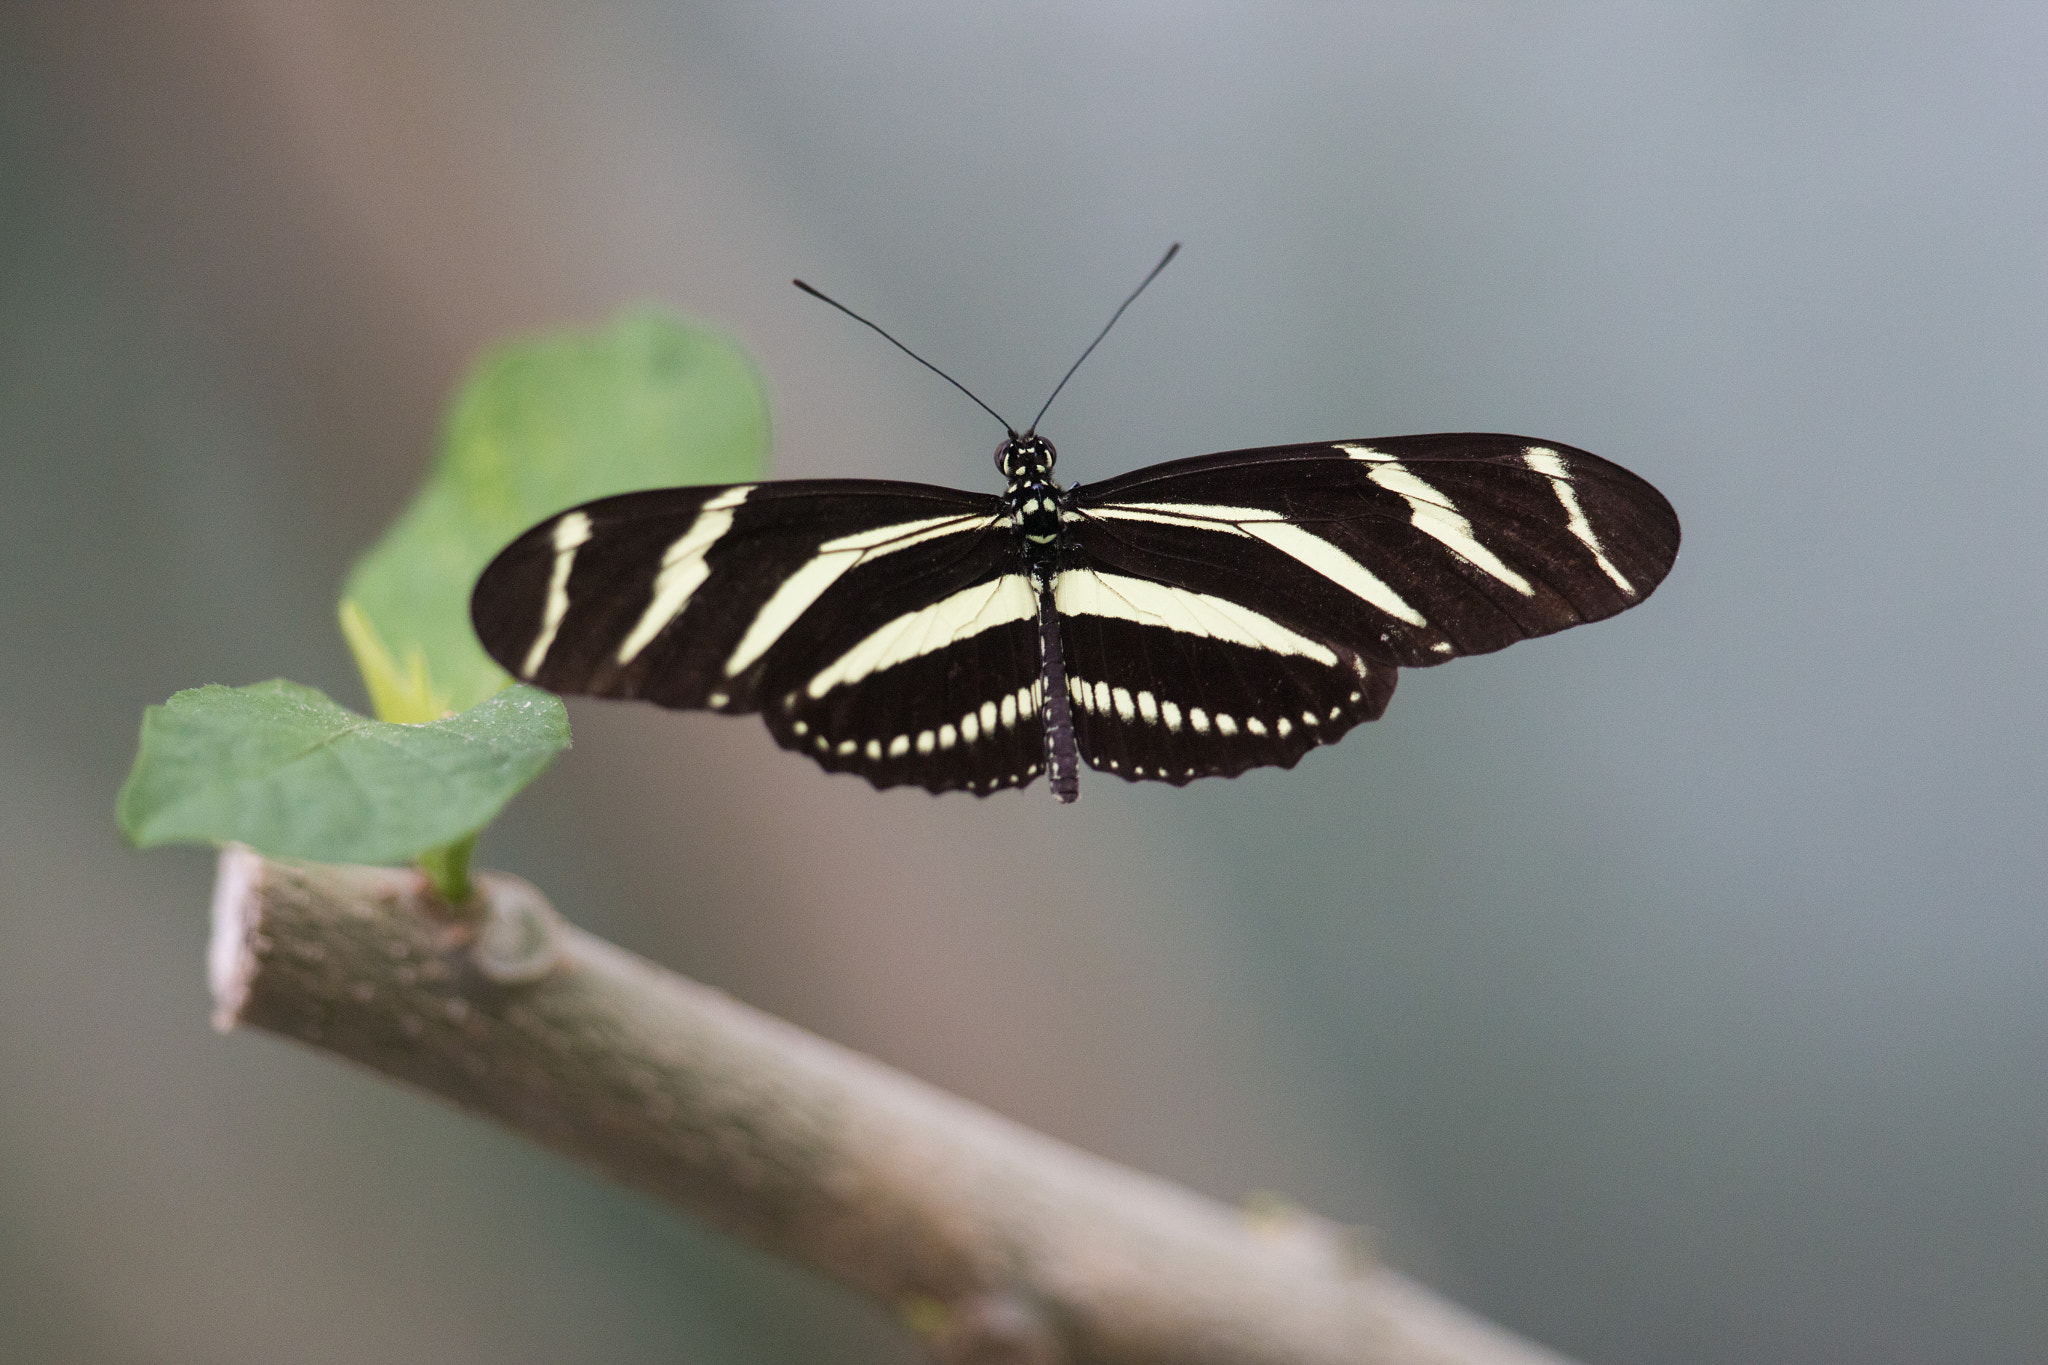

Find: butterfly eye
[994,438,1017,476]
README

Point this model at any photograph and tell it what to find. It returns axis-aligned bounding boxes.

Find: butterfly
[471,249,1679,803]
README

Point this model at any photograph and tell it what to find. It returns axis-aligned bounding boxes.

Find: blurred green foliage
[342,309,772,715]
[117,311,773,898]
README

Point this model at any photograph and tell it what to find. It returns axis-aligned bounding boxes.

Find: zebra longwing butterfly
[471,260,1679,804]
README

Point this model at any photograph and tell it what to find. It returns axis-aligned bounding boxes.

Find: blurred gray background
[4,4,2044,1362]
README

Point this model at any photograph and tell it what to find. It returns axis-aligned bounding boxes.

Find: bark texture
[209,845,1576,1365]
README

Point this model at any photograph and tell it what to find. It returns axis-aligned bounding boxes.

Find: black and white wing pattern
[1053,434,1679,786]
[471,431,1679,801]
[472,480,1051,795]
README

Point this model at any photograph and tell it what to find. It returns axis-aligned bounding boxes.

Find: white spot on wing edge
[615,487,755,667]
[1524,446,1636,596]
[1366,462,1535,596]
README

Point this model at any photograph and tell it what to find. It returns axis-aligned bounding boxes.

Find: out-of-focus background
[4,4,2044,1363]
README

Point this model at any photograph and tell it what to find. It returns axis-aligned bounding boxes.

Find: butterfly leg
[1032,565,1080,803]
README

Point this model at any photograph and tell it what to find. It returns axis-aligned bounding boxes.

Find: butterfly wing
[471,480,1047,795]
[1059,434,1678,783]
[1049,562,1397,783]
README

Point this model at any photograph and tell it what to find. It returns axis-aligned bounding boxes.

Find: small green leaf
[116,681,570,866]
[342,310,772,714]
[338,599,451,725]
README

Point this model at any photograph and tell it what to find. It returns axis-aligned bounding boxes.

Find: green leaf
[342,309,772,714]
[338,599,452,725]
[116,681,570,866]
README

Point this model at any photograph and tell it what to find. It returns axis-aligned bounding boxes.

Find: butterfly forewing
[1074,434,1679,667]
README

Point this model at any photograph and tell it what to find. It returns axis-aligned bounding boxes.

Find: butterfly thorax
[997,433,1068,554]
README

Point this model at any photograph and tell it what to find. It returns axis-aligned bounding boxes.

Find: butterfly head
[996,433,1058,480]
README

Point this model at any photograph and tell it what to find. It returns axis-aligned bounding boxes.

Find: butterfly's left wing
[472,480,1049,795]
[1057,434,1679,784]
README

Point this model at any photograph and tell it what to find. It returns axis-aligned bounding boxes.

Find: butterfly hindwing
[1051,564,1396,784]
[756,563,1047,796]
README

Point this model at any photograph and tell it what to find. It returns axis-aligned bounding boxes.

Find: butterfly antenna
[793,279,1016,436]
[1026,242,1180,435]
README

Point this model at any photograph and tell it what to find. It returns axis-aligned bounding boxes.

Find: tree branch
[207,844,1578,1365]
